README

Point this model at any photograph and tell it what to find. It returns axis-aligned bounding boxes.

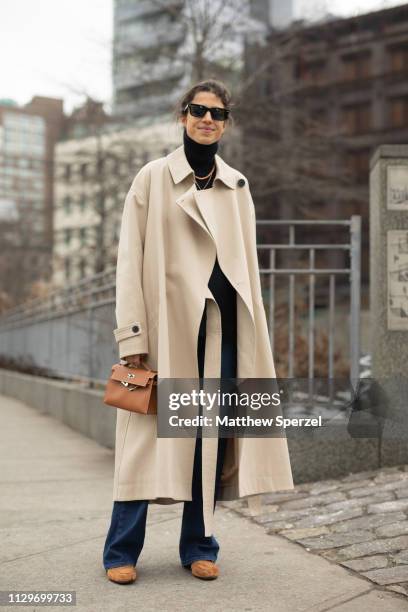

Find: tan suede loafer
[106,565,137,584]
[190,560,219,580]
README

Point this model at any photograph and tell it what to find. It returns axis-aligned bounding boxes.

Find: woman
[103,79,294,584]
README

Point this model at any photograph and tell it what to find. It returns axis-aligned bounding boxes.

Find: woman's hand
[124,353,147,367]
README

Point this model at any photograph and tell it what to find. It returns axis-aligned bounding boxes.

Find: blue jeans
[103,308,237,569]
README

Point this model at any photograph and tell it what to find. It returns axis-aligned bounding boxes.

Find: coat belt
[200,298,222,537]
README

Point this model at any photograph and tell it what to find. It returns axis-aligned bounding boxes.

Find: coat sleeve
[113,165,150,359]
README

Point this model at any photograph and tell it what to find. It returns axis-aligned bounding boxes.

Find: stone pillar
[370,145,408,377]
[370,145,408,463]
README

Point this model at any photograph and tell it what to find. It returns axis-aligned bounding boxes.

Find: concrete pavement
[0,394,406,612]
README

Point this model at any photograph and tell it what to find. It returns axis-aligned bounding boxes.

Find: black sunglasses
[184,103,230,122]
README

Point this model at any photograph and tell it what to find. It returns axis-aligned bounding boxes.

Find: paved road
[0,394,406,612]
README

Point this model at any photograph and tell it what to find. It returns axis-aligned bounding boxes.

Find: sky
[0,0,406,114]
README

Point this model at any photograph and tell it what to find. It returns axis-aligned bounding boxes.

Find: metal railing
[0,217,361,396]
[0,269,117,386]
[257,217,361,384]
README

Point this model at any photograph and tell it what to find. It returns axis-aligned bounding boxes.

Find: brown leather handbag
[103,362,158,414]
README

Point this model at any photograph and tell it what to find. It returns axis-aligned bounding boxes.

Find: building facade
[112,0,187,121]
[245,3,408,285]
[249,0,294,30]
[0,96,64,303]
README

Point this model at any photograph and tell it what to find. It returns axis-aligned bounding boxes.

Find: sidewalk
[0,394,405,612]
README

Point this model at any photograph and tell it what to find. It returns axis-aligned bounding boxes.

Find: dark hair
[175,79,233,124]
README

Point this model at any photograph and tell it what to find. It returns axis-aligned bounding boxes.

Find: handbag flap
[110,363,155,387]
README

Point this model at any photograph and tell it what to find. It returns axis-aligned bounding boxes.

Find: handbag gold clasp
[121,380,136,391]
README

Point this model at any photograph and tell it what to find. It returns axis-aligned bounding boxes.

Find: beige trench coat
[112,143,294,536]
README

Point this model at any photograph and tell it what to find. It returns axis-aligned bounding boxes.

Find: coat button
[237,178,245,187]
[132,325,140,333]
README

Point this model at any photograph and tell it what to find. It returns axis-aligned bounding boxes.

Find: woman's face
[181,91,227,145]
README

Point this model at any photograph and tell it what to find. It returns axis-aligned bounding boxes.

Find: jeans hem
[181,555,218,568]
[104,561,136,571]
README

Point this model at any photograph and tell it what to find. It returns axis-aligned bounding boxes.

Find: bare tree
[0,201,52,307]
[115,0,255,97]
[236,26,359,217]
[171,0,252,81]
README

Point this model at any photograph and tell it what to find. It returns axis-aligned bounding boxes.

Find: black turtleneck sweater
[183,129,237,345]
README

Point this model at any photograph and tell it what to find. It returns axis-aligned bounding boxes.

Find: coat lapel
[194,187,255,326]
[174,182,212,238]
[170,144,236,240]
[167,144,255,326]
